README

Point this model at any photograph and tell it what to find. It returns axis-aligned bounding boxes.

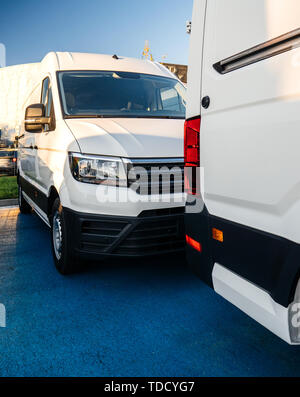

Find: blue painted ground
[0,207,300,377]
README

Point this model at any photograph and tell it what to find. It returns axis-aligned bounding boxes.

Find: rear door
[201,0,300,243]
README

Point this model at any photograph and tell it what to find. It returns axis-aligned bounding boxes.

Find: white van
[12,52,186,274]
[185,0,300,344]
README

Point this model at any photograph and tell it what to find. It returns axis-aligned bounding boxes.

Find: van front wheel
[50,198,80,275]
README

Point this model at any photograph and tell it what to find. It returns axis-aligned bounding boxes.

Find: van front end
[54,61,188,267]
[62,153,186,261]
[17,52,188,275]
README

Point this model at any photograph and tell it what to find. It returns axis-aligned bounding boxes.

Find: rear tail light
[12,158,16,163]
[184,117,200,195]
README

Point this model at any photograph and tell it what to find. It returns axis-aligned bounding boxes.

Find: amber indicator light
[212,228,224,243]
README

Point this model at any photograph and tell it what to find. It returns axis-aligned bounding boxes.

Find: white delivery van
[185,0,300,344]
[5,52,186,274]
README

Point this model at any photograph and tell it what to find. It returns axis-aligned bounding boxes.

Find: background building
[161,63,188,83]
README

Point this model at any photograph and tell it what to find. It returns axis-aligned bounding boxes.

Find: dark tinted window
[0,151,13,157]
[41,77,55,131]
[41,78,49,107]
[58,71,186,119]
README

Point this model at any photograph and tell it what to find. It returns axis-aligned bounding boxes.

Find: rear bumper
[185,201,300,308]
[185,201,300,343]
[212,263,292,344]
[64,206,185,259]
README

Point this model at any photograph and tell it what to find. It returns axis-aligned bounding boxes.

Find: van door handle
[34,145,38,150]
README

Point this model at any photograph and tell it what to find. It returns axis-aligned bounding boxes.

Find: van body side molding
[213,27,300,74]
[212,263,292,344]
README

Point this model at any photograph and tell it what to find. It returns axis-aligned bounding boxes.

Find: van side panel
[186,0,207,120]
[201,0,300,244]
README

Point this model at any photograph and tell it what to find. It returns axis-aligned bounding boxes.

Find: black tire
[18,184,32,214]
[50,197,80,275]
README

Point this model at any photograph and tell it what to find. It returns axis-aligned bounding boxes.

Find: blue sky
[0,0,193,67]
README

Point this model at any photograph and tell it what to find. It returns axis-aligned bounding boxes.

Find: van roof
[41,52,175,79]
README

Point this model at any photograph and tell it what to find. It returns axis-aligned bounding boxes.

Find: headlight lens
[69,153,127,187]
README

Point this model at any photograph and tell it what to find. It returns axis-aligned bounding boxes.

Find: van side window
[41,78,49,107]
[159,87,184,112]
[41,77,55,131]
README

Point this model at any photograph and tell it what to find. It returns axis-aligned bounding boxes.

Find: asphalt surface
[1,206,300,377]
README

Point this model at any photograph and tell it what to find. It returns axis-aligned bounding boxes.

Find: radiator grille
[80,219,128,253]
[127,158,184,195]
[115,215,184,255]
[79,207,185,256]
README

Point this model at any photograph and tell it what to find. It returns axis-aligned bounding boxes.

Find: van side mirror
[25,104,50,133]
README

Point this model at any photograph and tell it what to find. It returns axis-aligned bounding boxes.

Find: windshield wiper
[64,115,103,119]
[64,114,185,120]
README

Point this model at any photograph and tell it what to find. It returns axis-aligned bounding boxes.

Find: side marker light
[186,235,202,252]
[212,228,224,243]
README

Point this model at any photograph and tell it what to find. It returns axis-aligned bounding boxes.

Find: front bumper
[0,166,15,175]
[64,206,185,259]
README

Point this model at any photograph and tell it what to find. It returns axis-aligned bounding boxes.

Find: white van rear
[185,0,300,344]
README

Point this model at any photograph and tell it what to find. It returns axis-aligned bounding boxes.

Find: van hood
[65,118,184,158]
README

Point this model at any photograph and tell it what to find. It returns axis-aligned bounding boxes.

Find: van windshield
[57,71,186,119]
[0,151,15,157]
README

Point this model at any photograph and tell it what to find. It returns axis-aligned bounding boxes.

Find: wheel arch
[47,186,60,219]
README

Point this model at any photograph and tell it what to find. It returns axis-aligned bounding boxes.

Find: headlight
[69,153,127,187]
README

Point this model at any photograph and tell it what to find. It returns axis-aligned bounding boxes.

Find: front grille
[127,158,184,195]
[139,207,185,217]
[116,208,184,255]
[115,214,185,255]
[79,207,185,256]
[80,219,128,254]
